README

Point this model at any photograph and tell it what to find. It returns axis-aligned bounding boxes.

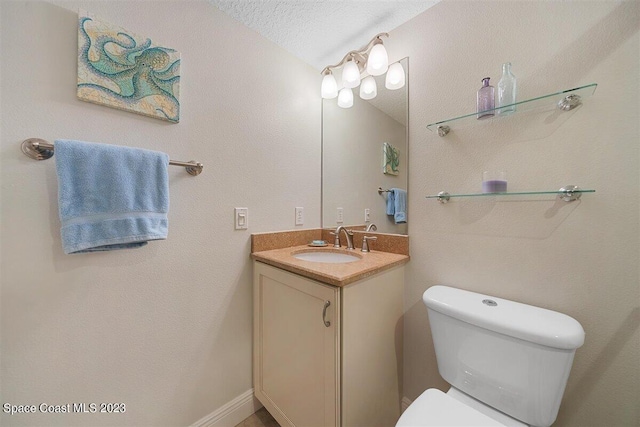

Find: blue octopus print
[77,11,180,123]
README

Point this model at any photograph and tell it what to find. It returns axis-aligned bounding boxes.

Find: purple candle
[482,171,507,193]
[482,180,508,193]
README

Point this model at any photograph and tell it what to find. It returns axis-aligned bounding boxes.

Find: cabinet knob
[322,300,331,327]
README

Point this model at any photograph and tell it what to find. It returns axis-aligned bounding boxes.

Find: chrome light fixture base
[320,33,389,76]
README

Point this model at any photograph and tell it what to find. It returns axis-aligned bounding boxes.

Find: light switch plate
[364,208,370,222]
[235,207,248,230]
[336,207,344,224]
[295,207,304,225]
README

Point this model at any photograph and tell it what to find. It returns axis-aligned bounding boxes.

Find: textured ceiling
[208,0,440,71]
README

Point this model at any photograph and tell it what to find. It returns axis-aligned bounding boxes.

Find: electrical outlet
[235,207,248,230]
[336,207,344,224]
[295,207,304,225]
[364,208,370,222]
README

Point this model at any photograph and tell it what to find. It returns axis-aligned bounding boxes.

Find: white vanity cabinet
[253,261,404,427]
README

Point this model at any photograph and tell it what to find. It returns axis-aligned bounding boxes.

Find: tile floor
[234,407,280,427]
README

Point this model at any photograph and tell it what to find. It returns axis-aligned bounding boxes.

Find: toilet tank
[423,286,585,427]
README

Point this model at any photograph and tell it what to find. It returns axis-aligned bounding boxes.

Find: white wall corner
[191,389,262,427]
[401,396,413,413]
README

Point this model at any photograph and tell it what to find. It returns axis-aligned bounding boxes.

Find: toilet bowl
[397,285,585,427]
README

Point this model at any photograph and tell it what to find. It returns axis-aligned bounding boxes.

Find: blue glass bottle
[498,62,517,115]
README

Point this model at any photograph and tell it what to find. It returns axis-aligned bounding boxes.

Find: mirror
[322,57,408,234]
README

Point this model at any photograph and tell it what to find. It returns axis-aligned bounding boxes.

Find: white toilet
[397,285,585,427]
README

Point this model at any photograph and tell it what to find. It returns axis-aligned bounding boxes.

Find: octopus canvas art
[77,11,180,123]
[383,142,400,176]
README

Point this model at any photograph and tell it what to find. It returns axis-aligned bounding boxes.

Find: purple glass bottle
[477,77,495,120]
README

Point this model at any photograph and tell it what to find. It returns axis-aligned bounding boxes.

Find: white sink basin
[293,251,361,264]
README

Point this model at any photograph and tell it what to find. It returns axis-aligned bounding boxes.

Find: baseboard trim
[191,389,263,427]
[193,390,410,426]
[401,396,412,413]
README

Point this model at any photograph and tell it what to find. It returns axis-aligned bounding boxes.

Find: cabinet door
[254,262,340,427]
[341,267,404,427]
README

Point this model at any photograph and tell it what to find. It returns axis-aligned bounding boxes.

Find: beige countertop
[251,244,409,287]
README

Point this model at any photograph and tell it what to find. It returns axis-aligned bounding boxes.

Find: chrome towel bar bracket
[21,138,204,176]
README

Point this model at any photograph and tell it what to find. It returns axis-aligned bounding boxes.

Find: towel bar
[21,138,204,176]
[378,187,391,195]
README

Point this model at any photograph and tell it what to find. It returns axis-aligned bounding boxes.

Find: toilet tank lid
[423,286,585,350]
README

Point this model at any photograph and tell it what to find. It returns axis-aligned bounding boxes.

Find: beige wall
[323,95,408,234]
[2,1,639,427]
[387,1,639,426]
[0,1,320,426]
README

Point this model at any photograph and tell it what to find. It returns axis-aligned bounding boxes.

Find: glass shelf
[426,83,597,136]
[426,186,595,203]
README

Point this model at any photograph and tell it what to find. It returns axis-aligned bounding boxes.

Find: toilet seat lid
[396,389,506,427]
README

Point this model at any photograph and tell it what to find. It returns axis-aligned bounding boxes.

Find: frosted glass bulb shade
[385,62,406,90]
[321,73,338,99]
[337,88,354,108]
[342,60,361,88]
[366,43,389,76]
[359,76,377,100]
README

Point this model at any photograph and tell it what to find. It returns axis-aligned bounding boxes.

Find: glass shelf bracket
[427,83,597,136]
[426,185,595,204]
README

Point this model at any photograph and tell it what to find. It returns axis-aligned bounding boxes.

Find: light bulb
[321,73,338,99]
[337,87,354,108]
[366,43,388,76]
[342,60,361,88]
[385,62,405,90]
[359,76,377,100]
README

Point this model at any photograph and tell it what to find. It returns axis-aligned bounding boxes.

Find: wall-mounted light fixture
[321,32,405,107]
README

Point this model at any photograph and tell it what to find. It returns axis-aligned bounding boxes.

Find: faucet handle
[329,231,341,248]
[361,236,378,252]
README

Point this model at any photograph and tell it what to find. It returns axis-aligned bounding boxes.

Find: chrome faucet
[331,226,355,250]
[365,223,377,232]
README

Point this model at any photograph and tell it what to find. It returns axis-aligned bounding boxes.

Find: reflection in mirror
[322,57,408,235]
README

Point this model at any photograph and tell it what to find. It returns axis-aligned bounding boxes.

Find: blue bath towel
[386,188,407,224]
[55,139,169,254]
[386,189,395,216]
[393,188,407,224]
